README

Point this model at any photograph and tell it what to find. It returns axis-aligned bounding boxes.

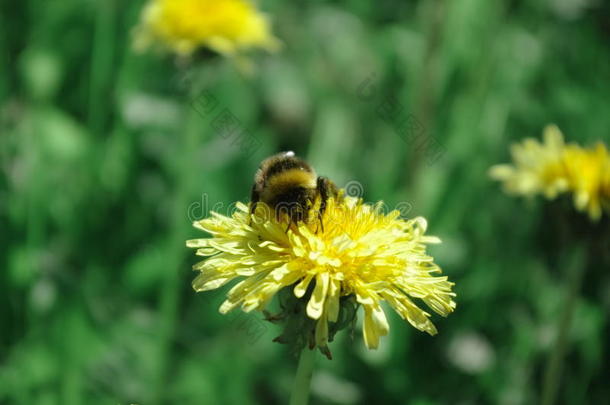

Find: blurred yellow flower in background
[562,143,610,221]
[134,0,280,56]
[186,196,456,352]
[489,125,568,199]
[490,125,610,221]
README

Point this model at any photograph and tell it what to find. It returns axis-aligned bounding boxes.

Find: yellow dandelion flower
[562,142,610,221]
[489,124,569,199]
[490,124,610,221]
[186,196,456,352]
[134,0,280,56]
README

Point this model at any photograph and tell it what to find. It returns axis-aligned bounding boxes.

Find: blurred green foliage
[2,0,610,404]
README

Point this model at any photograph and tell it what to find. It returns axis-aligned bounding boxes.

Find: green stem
[541,243,586,405]
[151,108,199,404]
[289,348,316,405]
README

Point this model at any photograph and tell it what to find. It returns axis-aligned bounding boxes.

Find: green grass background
[2,0,610,404]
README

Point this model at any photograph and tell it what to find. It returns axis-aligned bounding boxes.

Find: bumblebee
[250,151,339,231]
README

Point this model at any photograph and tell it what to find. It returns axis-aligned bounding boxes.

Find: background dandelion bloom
[489,125,568,199]
[187,196,456,351]
[490,125,610,221]
[562,143,610,221]
[134,0,280,56]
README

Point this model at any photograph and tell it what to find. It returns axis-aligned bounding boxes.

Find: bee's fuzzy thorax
[261,169,317,202]
[267,169,317,189]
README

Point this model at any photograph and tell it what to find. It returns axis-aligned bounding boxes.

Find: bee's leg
[316,210,324,233]
[285,216,293,233]
[249,184,259,225]
[316,177,337,233]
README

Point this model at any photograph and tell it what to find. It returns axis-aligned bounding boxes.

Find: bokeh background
[2,0,610,404]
